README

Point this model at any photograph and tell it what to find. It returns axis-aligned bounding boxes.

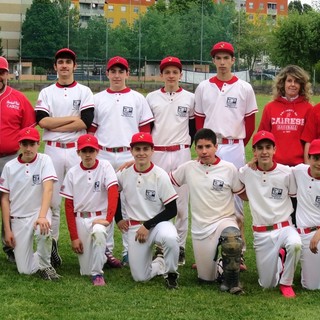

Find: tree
[288,0,313,14]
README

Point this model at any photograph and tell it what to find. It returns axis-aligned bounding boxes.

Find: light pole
[200,0,204,65]
[105,1,109,61]
[138,5,142,82]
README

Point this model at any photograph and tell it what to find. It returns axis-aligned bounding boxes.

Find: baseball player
[194,42,258,269]
[239,130,302,298]
[115,132,179,289]
[0,56,36,263]
[169,128,245,293]
[0,127,60,280]
[60,134,118,286]
[35,48,95,249]
[146,56,195,266]
[293,139,320,290]
[88,56,154,266]
[301,103,320,161]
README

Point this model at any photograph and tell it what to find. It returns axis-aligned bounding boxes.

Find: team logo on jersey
[314,196,320,208]
[94,181,101,192]
[212,179,224,191]
[122,106,133,118]
[73,100,81,110]
[225,97,237,109]
[271,187,283,199]
[6,100,20,110]
[32,175,41,185]
[177,106,188,117]
[145,189,156,202]
[0,177,4,185]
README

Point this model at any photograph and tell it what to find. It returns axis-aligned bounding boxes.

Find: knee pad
[219,226,243,294]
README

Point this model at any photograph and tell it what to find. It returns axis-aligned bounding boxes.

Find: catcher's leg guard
[219,226,243,294]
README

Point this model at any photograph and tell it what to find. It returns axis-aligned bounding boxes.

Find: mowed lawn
[1,90,320,320]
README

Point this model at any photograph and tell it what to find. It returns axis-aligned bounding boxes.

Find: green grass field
[2,91,320,320]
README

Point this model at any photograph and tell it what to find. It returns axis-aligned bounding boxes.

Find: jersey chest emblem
[271,187,283,199]
[212,179,224,191]
[32,175,41,185]
[177,106,188,117]
[145,189,156,202]
[225,97,237,109]
[122,106,133,118]
[73,100,81,110]
[6,100,20,110]
[314,196,320,208]
[94,181,101,192]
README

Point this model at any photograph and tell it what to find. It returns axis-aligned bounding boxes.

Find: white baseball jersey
[146,88,195,146]
[239,163,296,226]
[293,163,320,228]
[35,82,94,143]
[0,153,57,217]
[194,78,258,139]
[170,158,245,240]
[117,163,178,222]
[60,159,118,213]
[92,88,154,148]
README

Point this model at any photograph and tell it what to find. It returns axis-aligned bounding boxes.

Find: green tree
[288,0,313,14]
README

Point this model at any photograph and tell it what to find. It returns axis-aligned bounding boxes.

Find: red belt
[297,226,320,234]
[219,138,240,145]
[0,151,17,158]
[154,145,189,152]
[128,220,143,226]
[252,221,290,232]
[76,211,102,218]
[99,145,130,153]
[47,141,76,148]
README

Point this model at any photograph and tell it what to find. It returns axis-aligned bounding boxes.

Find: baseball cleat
[51,238,62,268]
[38,266,61,281]
[105,247,122,268]
[165,272,179,289]
[122,253,129,267]
[92,274,106,286]
[279,284,295,298]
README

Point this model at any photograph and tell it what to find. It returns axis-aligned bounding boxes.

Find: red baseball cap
[55,48,76,61]
[77,134,99,150]
[18,127,40,142]
[252,131,276,147]
[210,42,234,57]
[130,133,154,147]
[0,56,9,72]
[160,56,182,72]
[308,139,320,155]
[107,56,129,71]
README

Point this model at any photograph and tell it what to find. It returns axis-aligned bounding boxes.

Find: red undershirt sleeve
[195,115,205,131]
[65,198,79,241]
[139,123,151,133]
[243,114,255,146]
[106,185,119,223]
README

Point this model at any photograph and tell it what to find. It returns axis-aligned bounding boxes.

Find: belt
[47,141,76,148]
[154,145,189,152]
[297,226,320,234]
[99,145,130,153]
[252,221,290,232]
[217,138,240,145]
[128,220,143,226]
[0,151,17,158]
[75,211,102,218]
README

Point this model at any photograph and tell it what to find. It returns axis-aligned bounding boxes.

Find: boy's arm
[34,179,53,235]
[1,193,15,248]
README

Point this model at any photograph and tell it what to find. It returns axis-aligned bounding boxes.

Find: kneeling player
[0,127,60,280]
[115,133,180,289]
[60,134,118,286]
[170,128,245,294]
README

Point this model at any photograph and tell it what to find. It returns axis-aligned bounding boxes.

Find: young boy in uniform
[60,134,118,286]
[293,139,320,290]
[239,131,302,298]
[115,133,179,289]
[0,127,60,280]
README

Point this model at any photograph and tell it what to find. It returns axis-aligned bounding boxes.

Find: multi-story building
[245,0,288,21]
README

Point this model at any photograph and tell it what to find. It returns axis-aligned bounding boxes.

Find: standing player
[35,48,95,250]
[0,56,36,263]
[89,56,154,266]
[0,127,60,280]
[146,56,195,265]
[115,133,179,289]
[239,131,302,298]
[194,42,258,268]
[293,139,320,290]
[170,128,245,294]
[60,134,118,286]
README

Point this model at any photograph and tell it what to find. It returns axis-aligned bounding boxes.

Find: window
[249,2,254,9]
[134,6,139,13]
[248,14,254,20]
[107,17,114,24]
[120,18,127,24]
[108,5,114,11]
[280,4,284,10]
[121,6,126,12]
[259,3,264,9]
